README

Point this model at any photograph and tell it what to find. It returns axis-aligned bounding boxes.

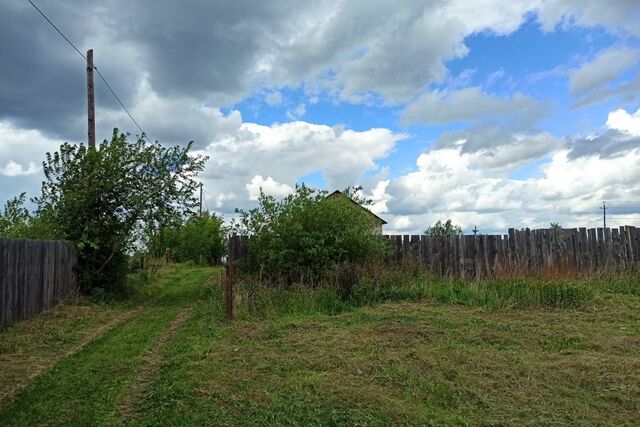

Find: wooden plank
[410,235,421,263]
[619,227,628,268]
[604,227,613,270]
[587,228,597,272]
[596,228,604,269]
[611,228,622,270]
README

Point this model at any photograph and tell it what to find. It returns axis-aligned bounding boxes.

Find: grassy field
[1,265,639,425]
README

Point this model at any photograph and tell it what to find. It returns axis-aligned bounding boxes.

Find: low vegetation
[1,264,639,425]
[234,185,387,284]
[424,219,463,237]
[148,211,226,265]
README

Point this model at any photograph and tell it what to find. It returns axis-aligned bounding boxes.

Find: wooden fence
[228,226,640,280]
[0,238,78,328]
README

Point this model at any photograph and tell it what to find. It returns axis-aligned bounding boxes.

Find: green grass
[130,287,640,426]
[1,265,639,425]
[0,264,217,426]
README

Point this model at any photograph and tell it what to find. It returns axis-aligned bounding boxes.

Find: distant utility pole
[199,182,203,216]
[600,201,607,229]
[87,49,96,150]
[472,226,479,236]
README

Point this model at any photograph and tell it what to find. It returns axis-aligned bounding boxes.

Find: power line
[26,0,87,61]
[26,0,150,141]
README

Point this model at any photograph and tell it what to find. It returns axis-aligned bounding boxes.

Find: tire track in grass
[117,304,196,422]
[0,266,216,426]
[0,307,139,406]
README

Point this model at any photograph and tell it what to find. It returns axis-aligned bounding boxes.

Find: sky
[1,0,640,234]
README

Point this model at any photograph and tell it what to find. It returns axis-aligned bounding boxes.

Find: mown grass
[1,264,638,425]
[0,265,217,426]
[130,279,640,426]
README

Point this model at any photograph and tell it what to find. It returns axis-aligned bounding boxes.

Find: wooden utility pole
[87,49,96,150]
[472,226,479,236]
[199,182,203,216]
[601,201,607,229]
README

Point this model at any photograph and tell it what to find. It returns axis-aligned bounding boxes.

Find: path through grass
[0,265,217,426]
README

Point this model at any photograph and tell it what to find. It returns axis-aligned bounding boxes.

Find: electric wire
[26,0,151,141]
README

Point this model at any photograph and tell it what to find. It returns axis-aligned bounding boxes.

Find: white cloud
[568,47,640,107]
[286,103,306,120]
[200,120,406,213]
[246,175,293,200]
[98,75,243,147]
[264,91,283,106]
[377,108,640,234]
[606,108,640,135]
[0,160,40,177]
[536,0,640,37]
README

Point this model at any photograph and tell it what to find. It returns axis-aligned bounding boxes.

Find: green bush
[235,185,388,284]
[149,212,226,265]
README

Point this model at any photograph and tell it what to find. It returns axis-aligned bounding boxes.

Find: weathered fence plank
[227,226,640,281]
[0,238,78,328]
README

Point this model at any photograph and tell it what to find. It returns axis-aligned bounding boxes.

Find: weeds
[212,262,632,320]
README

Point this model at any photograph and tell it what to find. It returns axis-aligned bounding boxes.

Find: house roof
[326,190,388,225]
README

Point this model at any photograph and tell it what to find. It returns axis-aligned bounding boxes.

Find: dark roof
[326,190,387,225]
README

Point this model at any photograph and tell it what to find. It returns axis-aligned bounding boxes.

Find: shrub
[150,212,226,264]
[424,219,463,237]
[235,185,388,284]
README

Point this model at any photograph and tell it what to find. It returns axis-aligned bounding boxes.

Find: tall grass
[206,262,637,320]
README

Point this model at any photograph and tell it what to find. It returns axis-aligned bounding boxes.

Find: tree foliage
[149,212,226,264]
[34,129,207,294]
[235,185,387,284]
[0,193,30,238]
[424,219,463,237]
[0,193,55,239]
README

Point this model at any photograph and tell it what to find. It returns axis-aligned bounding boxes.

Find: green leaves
[33,129,207,293]
[150,212,226,264]
[236,185,387,284]
[424,219,463,237]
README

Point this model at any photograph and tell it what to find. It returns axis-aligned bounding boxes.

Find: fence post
[225,262,235,321]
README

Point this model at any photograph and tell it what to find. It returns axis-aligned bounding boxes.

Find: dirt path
[116,304,197,421]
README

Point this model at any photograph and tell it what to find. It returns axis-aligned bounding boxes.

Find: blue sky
[1,1,640,233]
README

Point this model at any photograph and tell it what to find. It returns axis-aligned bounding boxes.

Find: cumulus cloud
[2,0,639,141]
[0,161,40,177]
[377,108,640,233]
[536,0,640,37]
[567,106,640,159]
[246,175,293,200]
[199,121,405,213]
[402,87,550,127]
[434,126,561,173]
[606,108,640,135]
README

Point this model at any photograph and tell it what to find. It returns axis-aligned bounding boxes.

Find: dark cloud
[567,129,640,159]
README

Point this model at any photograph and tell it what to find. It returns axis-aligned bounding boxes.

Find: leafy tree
[424,219,463,237]
[550,222,563,230]
[0,193,55,239]
[34,129,207,294]
[235,185,387,283]
[0,193,30,237]
[149,212,226,264]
